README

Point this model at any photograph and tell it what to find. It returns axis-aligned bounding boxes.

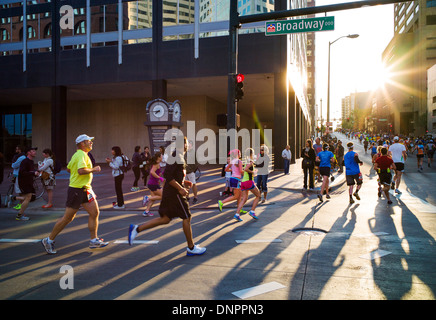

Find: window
[427,15,436,25]
[427,0,436,8]
[0,113,32,163]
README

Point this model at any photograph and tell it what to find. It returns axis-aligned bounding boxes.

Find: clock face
[173,103,181,122]
[152,104,165,118]
[149,101,168,122]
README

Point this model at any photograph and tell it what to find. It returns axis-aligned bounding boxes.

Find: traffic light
[235,73,244,101]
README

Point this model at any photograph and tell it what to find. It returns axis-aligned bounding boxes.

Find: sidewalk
[0,157,345,213]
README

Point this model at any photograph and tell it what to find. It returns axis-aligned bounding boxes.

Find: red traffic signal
[235,74,244,101]
[236,73,244,83]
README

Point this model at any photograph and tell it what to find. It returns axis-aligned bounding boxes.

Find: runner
[374,147,396,205]
[41,134,108,254]
[389,136,407,193]
[234,148,261,222]
[128,136,206,256]
[414,140,425,172]
[218,149,245,214]
[142,152,164,217]
[426,139,435,168]
[316,143,335,202]
[344,142,363,204]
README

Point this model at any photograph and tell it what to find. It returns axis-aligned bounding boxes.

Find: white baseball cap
[75,134,94,144]
[394,136,399,141]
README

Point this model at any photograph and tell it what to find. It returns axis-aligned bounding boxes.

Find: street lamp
[327,34,359,127]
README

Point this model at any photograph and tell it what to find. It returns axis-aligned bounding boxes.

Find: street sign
[265,16,334,36]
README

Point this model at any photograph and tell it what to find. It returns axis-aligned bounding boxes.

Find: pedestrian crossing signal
[235,74,244,101]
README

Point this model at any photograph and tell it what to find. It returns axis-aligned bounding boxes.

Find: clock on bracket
[144,99,183,155]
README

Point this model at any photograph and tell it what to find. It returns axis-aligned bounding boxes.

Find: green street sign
[265,16,334,36]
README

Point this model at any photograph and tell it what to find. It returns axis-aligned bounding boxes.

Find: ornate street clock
[145,99,183,154]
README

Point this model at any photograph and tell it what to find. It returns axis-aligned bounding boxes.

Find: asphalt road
[1,133,435,306]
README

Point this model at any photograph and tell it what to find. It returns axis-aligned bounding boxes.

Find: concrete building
[0,0,312,169]
[428,63,436,134]
[381,0,436,136]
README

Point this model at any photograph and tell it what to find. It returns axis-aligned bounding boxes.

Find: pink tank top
[231,159,242,178]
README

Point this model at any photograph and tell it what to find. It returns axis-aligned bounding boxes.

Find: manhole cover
[292,227,328,236]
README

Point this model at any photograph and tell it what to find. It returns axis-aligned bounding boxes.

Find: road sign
[265,16,334,36]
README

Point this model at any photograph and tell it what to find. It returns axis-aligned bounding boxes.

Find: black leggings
[114,174,124,206]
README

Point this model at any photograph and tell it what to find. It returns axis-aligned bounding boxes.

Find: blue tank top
[344,151,360,175]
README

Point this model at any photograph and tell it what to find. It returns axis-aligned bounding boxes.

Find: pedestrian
[10,147,40,220]
[221,156,233,197]
[426,139,435,167]
[218,149,245,214]
[131,146,142,191]
[41,134,108,254]
[38,148,56,208]
[142,152,164,217]
[374,147,396,205]
[316,143,335,202]
[159,145,168,176]
[128,136,206,256]
[313,137,323,182]
[256,144,270,202]
[140,146,151,187]
[301,139,315,190]
[11,146,26,211]
[344,142,363,204]
[185,140,199,204]
[106,146,125,209]
[281,145,292,175]
[335,140,344,173]
[234,148,261,222]
[389,136,407,193]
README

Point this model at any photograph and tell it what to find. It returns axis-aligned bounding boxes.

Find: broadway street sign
[265,16,334,36]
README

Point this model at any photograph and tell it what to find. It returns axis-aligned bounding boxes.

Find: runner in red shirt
[374,147,396,205]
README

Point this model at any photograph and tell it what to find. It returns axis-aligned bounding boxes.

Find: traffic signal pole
[227,0,239,131]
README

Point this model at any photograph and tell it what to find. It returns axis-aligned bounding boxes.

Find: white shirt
[282,149,292,160]
[389,143,406,163]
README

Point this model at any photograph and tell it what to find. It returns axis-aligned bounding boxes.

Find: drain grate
[292,227,328,236]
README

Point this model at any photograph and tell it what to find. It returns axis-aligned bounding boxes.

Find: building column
[288,88,296,165]
[273,71,289,170]
[51,86,67,166]
[152,79,167,100]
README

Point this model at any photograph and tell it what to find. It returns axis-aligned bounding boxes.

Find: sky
[314,0,395,123]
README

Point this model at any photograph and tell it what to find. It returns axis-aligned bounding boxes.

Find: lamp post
[327,34,359,125]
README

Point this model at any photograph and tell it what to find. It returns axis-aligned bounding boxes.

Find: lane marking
[359,249,392,260]
[0,238,40,243]
[235,239,282,244]
[232,281,286,299]
[114,240,159,245]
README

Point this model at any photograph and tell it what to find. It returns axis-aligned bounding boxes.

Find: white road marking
[235,239,282,244]
[114,240,159,245]
[359,249,392,260]
[232,281,286,299]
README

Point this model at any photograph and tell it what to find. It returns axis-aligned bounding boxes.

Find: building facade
[382,0,436,136]
[0,0,312,169]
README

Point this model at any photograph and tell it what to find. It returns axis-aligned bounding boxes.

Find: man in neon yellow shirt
[41,134,108,254]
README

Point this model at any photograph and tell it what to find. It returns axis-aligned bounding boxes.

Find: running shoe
[13,203,21,210]
[249,210,258,220]
[15,215,29,221]
[186,244,206,256]
[192,197,198,204]
[128,224,138,246]
[349,196,355,204]
[387,200,393,205]
[326,194,331,199]
[233,214,243,222]
[240,209,248,214]
[41,237,57,254]
[395,189,402,194]
[89,238,109,249]
[113,205,125,209]
[317,194,323,202]
[218,200,223,212]
[142,210,154,217]
[142,195,149,207]
[353,192,360,200]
